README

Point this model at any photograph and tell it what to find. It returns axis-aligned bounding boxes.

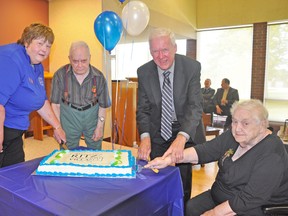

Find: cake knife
[136,164,159,174]
[135,159,159,174]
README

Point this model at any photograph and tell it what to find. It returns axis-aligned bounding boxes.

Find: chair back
[202,113,212,129]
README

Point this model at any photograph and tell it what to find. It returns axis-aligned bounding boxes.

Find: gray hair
[69,41,90,56]
[231,99,269,127]
[149,27,176,46]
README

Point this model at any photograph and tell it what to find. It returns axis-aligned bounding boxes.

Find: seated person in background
[50,41,111,150]
[213,78,239,130]
[201,78,215,113]
[145,99,288,216]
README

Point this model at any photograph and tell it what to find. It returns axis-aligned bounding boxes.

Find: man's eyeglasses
[151,48,170,57]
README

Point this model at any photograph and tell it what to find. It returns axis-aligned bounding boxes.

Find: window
[264,22,288,121]
[197,27,253,100]
[111,40,187,80]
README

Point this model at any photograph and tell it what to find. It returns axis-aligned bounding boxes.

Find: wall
[251,23,267,101]
[103,0,288,37]
[0,0,49,70]
[197,0,288,29]
[48,0,103,73]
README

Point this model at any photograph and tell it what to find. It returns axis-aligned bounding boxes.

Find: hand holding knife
[60,140,69,150]
[136,159,159,174]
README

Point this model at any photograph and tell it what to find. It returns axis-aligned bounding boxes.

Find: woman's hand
[53,126,66,144]
[144,156,172,169]
[162,134,186,163]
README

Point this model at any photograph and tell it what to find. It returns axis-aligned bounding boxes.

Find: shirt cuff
[178,131,190,142]
[140,132,150,140]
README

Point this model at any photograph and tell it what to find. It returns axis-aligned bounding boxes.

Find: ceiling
[102,0,197,43]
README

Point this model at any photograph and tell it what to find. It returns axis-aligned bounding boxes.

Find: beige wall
[197,0,288,29]
[103,0,288,39]
[49,0,103,73]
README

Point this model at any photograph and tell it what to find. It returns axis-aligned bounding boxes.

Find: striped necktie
[161,71,172,141]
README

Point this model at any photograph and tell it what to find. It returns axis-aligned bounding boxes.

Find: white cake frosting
[36,149,136,178]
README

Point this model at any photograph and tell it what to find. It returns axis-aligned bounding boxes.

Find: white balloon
[121,1,150,36]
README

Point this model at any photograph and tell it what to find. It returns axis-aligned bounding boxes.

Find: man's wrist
[178,131,189,142]
[140,132,150,140]
[98,116,105,122]
[53,125,61,130]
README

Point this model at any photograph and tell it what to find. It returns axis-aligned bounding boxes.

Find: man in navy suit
[136,27,203,203]
[213,78,239,130]
[201,78,215,113]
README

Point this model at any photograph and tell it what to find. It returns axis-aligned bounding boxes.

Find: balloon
[94,11,123,52]
[119,0,125,3]
[121,1,150,36]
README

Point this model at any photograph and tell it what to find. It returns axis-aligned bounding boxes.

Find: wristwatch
[99,117,105,122]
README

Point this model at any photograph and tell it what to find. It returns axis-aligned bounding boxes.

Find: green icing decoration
[50,159,57,164]
[111,150,123,166]
[111,161,118,166]
[55,150,66,159]
[49,150,66,164]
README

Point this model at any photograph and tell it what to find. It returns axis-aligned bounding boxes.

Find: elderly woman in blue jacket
[0,23,66,167]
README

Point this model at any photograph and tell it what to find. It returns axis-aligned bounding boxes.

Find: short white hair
[149,27,176,46]
[69,41,90,56]
[231,99,269,127]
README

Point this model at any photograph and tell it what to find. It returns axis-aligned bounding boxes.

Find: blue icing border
[36,149,136,178]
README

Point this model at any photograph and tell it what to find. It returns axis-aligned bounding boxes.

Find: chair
[261,145,288,216]
[202,113,220,137]
[200,113,220,167]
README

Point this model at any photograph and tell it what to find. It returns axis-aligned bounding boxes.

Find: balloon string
[114,48,123,148]
[116,82,122,146]
[113,57,121,149]
[103,44,115,151]
[121,80,129,147]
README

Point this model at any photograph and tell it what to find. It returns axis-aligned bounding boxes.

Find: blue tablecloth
[0,157,184,216]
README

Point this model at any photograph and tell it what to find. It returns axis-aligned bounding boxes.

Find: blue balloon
[119,0,125,3]
[94,11,123,52]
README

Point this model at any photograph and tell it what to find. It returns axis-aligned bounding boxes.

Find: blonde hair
[17,23,54,45]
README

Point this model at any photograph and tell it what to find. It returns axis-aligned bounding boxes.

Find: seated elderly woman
[145,99,288,216]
